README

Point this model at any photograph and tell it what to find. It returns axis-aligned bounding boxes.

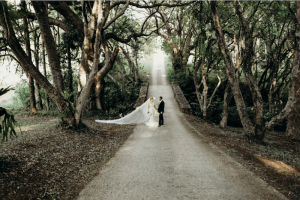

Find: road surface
[78,50,287,200]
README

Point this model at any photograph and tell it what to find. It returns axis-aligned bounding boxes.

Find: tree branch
[207,71,221,109]
[49,1,84,38]
[141,10,157,33]
[286,1,298,25]
[247,1,261,22]
[107,73,122,88]
[110,1,194,10]
[105,21,163,44]
[103,1,130,30]
[0,54,21,65]
[25,13,69,33]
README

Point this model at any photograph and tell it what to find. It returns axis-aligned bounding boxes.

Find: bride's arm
[148,103,150,112]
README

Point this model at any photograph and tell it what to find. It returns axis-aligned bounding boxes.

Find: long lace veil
[95,98,151,125]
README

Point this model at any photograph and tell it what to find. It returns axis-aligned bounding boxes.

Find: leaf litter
[0,114,135,200]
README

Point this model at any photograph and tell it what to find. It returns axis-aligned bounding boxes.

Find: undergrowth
[166,57,288,132]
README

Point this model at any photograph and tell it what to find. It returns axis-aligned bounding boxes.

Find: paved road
[78,50,287,200]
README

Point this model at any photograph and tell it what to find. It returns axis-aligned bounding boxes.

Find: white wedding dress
[145,102,158,127]
[95,98,157,126]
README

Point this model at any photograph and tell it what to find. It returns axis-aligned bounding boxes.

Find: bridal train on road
[95,97,159,127]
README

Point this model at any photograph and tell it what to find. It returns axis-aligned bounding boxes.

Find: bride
[145,97,158,127]
[95,97,158,127]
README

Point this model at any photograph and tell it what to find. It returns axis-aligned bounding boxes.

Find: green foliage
[13,80,30,108]
[12,80,62,111]
[167,58,288,131]
[0,87,20,142]
[0,86,14,96]
[61,23,82,50]
[59,91,76,118]
[62,72,78,102]
[93,78,141,119]
[0,108,20,142]
[1,1,21,20]
[263,111,277,122]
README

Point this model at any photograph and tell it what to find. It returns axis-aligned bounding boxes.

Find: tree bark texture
[75,0,105,124]
[157,9,193,72]
[67,46,74,103]
[119,61,134,82]
[121,46,137,82]
[219,81,233,129]
[134,51,139,80]
[259,2,299,134]
[21,1,37,113]
[193,59,204,118]
[29,76,36,113]
[34,31,43,110]
[0,3,73,123]
[42,38,50,111]
[286,49,300,140]
[77,0,100,96]
[95,79,105,110]
[32,1,64,94]
[201,62,208,121]
[193,58,221,121]
[211,1,256,137]
[286,1,300,140]
[233,0,264,139]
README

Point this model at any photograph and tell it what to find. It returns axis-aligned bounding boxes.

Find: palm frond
[0,86,14,96]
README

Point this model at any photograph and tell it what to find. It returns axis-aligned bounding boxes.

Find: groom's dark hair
[160,96,163,99]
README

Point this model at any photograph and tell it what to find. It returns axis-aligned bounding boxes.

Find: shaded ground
[0,113,135,200]
[184,114,300,200]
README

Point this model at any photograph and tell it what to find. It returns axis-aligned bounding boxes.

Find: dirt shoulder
[183,113,300,200]
[0,114,135,200]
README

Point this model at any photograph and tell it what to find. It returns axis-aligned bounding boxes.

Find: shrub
[92,78,142,119]
[0,87,20,142]
[13,79,30,108]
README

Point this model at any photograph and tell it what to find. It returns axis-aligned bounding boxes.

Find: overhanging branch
[22,13,69,33]
[110,1,194,9]
[0,53,21,65]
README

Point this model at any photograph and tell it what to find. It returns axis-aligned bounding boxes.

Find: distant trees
[159,0,300,140]
[155,3,195,72]
[0,0,189,126]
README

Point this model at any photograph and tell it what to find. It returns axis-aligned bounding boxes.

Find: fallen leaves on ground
[0,114,135,200]
[184,114,300,200]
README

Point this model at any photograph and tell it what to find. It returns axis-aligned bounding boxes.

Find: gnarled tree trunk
[0,3,73,123]
[286,50,300,140]
[67,45,74,103]
[233,0,264,139]
[134,50,139,79]
[219,81,233,129]
[22,1,37,113]
[121,46,138,82]
[32,1,64,94]
[286,1,300,140]
[42,38,50,111]
[211,1,256,137]
[34,30,43,110]
[95,79,105,110]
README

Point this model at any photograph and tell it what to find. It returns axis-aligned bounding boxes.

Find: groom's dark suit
[158,100,165,126]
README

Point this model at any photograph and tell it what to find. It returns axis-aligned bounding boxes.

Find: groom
[157,96,165,127]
